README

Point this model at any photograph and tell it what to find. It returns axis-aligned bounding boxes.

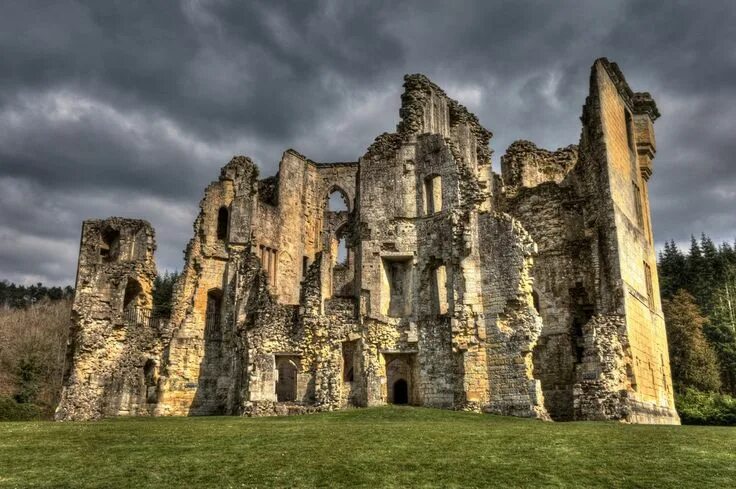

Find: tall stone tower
[56,218,160,420]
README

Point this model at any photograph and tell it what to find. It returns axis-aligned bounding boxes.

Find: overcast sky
[1,1,735,286]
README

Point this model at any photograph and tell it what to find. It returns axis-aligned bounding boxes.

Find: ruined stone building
[56,59,680,424]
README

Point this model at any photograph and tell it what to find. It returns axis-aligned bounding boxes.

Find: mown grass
[1,406,735,488]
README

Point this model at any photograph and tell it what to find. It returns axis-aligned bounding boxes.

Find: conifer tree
[663,290,722,393]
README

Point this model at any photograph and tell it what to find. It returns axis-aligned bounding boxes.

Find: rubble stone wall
[57,59,679,424]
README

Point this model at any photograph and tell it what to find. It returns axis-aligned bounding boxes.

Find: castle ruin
[56,59,680,424]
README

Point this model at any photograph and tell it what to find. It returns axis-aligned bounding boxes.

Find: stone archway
[275,356,298,402]
[385,354,414,405]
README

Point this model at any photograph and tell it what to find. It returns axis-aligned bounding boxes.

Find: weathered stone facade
[57,59,679,424]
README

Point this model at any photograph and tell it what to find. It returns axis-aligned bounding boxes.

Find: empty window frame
[216,207,229,241]
[423,175,442,215]
[644,261,654,309]
[342,341,357,382]
[205,289,223,338]
[624,108,635,152]
[100,227,121,261]
[381,257,413,317]
[632,181,644,227]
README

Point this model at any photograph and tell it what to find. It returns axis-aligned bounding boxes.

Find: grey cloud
[1,0,735,285]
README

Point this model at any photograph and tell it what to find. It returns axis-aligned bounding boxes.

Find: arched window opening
[123,278,142,312]
[100,227,121,261]
[205,289,223,338]
[327,188,349,212]
[216,207,229,241]
[532,290,540,314]
[423,175,442,215]
[275,356,298,402]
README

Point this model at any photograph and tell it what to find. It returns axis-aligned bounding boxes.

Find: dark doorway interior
[393,379,408,405]
[276,357,298,402]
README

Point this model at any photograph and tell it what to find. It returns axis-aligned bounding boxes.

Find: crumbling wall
[59,61,680,425]
[56,218,160,420]
[573,315,631,420]
[501,141,578,195]
[500,164,594,420]
[157,157,258,416]
[478,214,549,419]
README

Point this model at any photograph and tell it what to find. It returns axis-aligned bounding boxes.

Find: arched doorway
[275,356,298,402]
[385,354,414,405]
[393,379,408,405]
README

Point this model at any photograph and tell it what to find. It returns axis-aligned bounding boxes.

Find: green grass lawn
[1,407,735,489]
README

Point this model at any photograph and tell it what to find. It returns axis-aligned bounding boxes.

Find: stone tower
[57,58,679,424]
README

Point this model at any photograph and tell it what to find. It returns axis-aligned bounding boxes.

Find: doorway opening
[393,379,408,405]
[275,355,298,402]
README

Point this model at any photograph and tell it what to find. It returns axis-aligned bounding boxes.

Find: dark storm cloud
[1,0,735,285]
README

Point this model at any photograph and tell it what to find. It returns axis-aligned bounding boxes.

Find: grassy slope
[1,407,734,489]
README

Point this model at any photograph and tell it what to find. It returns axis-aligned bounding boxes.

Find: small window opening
[423,175,442,215]
[625,109,635,152]
[328,189,349,212]
[217,207,229,241]
[302,256,309,278]
[532,290,540,314]
[123,278,142,312]
[275,356,298,402]
[336,237,348,265]
[632,181,643,226]
[644,262,654,309]
[342,341,356,382]
[431,264,448,315]
[205,289,223,338]
[143,359,157,403]
[100,227,120,261]
[570,282,593,365]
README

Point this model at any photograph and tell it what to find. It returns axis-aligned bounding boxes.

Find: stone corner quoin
[55,58,680,425]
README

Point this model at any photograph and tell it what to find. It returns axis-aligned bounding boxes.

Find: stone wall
[56,218,160,420]
[58,59,679,424]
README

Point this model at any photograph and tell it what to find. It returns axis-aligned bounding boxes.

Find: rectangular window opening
[632,180,643,227]
[625,109,635,152]
[381,257,413,317]
[644,261,654,309]
[423,175,442,215]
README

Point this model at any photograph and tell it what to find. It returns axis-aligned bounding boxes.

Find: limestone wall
[588,60,678,423]
[56,218,160,420]
[59,60,679,424]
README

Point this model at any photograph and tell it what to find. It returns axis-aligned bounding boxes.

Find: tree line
[0,281,74,309]
[658,235,736,396]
